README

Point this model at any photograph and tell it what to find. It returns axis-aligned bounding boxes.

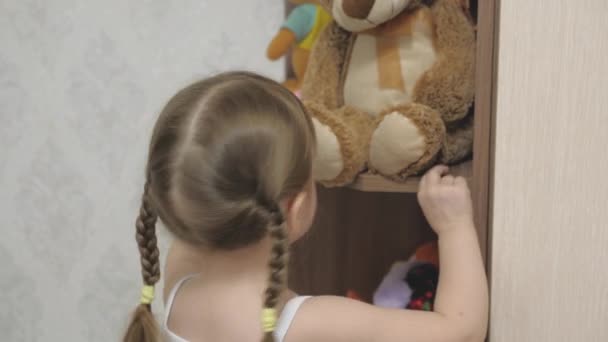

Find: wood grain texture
[491,1,608,341]
[473,0,498,263]
[289,186,436,300]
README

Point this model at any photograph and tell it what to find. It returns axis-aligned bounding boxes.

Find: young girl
[123,72,488,342]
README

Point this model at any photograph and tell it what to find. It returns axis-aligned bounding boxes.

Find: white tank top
[163,275,310,342]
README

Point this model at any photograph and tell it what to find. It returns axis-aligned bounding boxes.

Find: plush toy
[300,0,476,186]
[267,0,332,92]
[346,289,364,301]
[373,241,439,311]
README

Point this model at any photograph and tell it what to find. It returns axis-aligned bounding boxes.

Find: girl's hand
[418,165,474,234]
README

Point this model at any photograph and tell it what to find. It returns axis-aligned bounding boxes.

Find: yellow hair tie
[261,308,278,333]
[140,285,155,305]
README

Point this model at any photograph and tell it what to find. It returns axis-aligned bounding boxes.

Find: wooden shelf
[287,0,494,300]
[347,161,472,193]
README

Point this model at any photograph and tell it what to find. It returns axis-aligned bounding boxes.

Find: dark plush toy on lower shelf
[373,241,439,311]
[405,263,439,311]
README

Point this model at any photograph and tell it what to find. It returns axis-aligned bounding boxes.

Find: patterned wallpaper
[0,1,284,340]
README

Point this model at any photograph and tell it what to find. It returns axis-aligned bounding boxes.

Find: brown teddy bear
[300,0,476,186]
[267,0,332,92]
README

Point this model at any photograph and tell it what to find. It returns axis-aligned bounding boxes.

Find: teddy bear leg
[440,114,474,164]
[304,101,373,187]
[369,103,446,181]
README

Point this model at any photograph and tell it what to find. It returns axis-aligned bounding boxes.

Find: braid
[123,180,162,342]
[135,180,160,288]
[262,206,288,342]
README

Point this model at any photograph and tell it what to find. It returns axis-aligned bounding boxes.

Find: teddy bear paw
[369,104,445,180]
[311,117,345,182]
[304,101,370,186]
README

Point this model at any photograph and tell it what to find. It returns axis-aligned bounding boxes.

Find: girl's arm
[419,165,489,340]
[287,166,488,342]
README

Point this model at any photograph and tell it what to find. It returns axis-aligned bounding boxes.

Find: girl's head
[123,72,316,342]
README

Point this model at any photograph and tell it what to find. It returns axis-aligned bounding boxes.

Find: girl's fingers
[424,165,449,186]
[455,176,467,186]
[441,175,455,185]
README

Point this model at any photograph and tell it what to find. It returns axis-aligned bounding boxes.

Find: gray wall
[0,1,283,340]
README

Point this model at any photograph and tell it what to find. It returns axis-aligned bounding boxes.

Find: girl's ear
[283,180,316,242]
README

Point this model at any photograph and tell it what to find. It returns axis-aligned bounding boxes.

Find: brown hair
[123,71,315,342]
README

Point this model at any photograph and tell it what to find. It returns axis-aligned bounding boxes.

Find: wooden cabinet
[282,1,608,340]
[489,1,608,341]
[285,0,498,302]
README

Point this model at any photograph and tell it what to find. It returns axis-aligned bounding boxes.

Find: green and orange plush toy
[267,0,331,93]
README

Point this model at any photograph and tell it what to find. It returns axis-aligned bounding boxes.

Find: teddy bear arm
[412,0,476,123]
[432,0,477,51]
[412,60,475,123]
[300,21,351,109]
